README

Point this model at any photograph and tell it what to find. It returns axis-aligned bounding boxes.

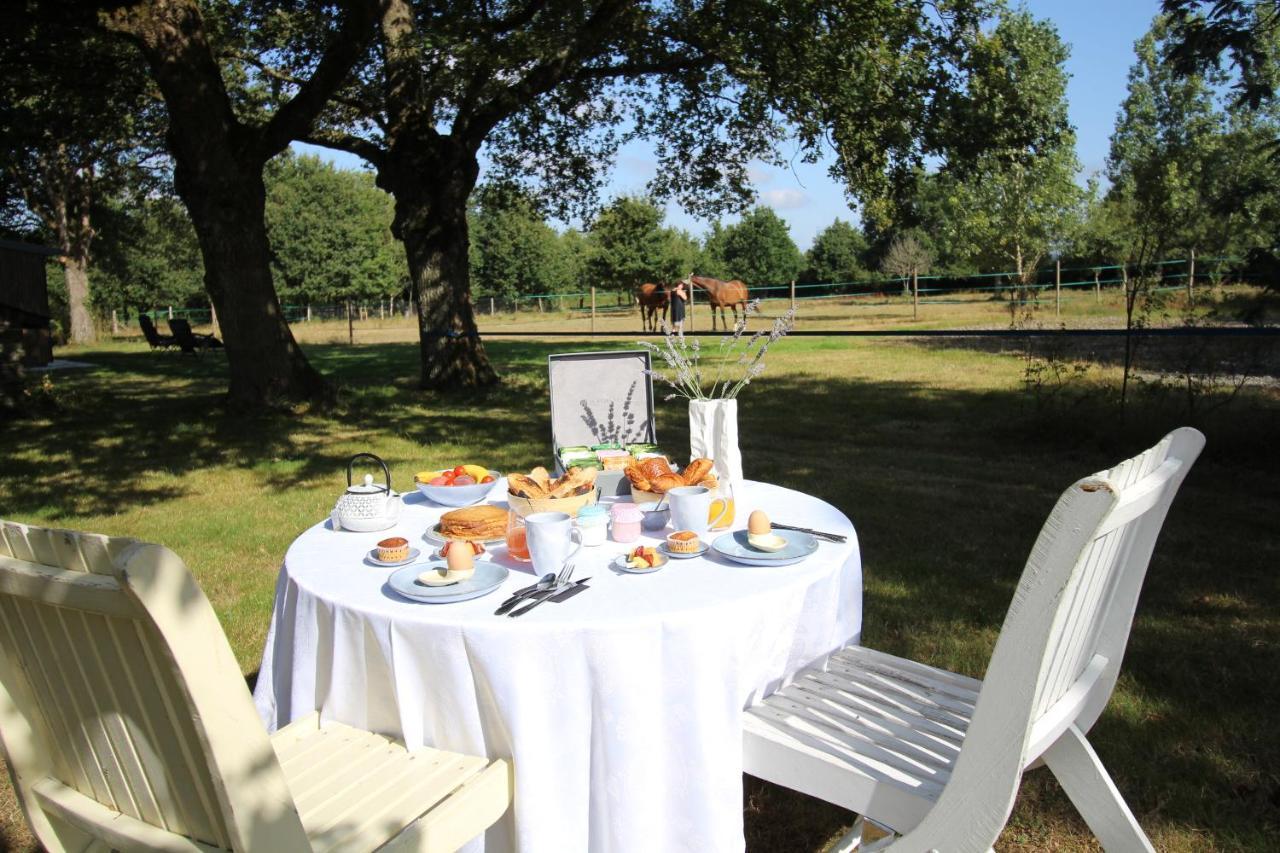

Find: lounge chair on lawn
[137,313,175,350]
[169,317,224,355]
[0,521,513,852]
[743,427,1204,852]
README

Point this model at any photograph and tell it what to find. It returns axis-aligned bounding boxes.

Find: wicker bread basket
[507,488,598,518]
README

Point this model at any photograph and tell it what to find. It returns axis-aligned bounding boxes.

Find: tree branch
[225,49,385,132]
[258,0,379,160]
[299,132,387,168]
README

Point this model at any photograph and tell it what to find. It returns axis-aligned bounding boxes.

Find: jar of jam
[609,502,644,543]
[575,504,609,547]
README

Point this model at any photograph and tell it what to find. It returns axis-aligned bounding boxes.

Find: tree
[471,185,573,300]
[586,196,686,292]
[916,11,1084,284]
[0,5,159,344]
[298,0,1042,388]
[83,0,378,407]
[264,154,404,309]
[805,219,870,283]
[92,195,205,314]
[711,206,803,286]
[1162,1,1280,111]
[1107,19,1226,264]
[881,232,932,319]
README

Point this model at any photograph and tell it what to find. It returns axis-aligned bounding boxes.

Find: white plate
[423,522,507,547]
[612,553,668,573]
[366,547,422,567]
[658,541,709,560]
[711,529,819,567]
[387,561,509,603]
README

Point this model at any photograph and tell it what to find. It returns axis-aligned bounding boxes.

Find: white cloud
[760,188,809,210]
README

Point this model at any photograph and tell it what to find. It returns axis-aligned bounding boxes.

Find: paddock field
[2,309,1277,850]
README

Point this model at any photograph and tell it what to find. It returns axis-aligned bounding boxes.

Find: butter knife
[771,523,847,543]
[508,579,590,618]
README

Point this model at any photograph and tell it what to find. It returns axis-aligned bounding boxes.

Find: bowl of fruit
[414,464,501,507]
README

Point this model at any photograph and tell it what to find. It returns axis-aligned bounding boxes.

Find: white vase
[688,398,744,486]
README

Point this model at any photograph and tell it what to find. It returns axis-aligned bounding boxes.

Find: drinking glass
[708,480,735,531]
[505,510,530,561]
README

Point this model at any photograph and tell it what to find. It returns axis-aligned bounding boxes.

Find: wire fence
[110,255,1261,332]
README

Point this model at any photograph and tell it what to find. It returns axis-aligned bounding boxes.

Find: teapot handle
[347,453,391,493]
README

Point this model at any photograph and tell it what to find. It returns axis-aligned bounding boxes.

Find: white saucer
[612,553,668,573]
[659,541,709,560]
[366,547,421,567]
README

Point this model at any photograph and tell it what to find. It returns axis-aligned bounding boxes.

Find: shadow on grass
[3,338,1278,849]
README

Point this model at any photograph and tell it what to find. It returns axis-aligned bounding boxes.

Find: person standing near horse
[669,280,688,341]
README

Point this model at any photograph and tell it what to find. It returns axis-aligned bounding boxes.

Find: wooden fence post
[1188,249,1195,302]
[490,296,496,315]
[111,310,118,336]
[590,286,596,333]
[1094,269,1101,303]
[790,279,796,311]
[347,300,354,345]
[1055,259,1061,317]
[688,280,695,332]
[168,305,173,319]
[911,270,919,320]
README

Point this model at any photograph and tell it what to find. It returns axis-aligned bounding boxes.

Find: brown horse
[636,283,670,332]
[684,275,749,331]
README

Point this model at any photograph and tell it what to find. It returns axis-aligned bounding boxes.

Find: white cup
[524,511,583,577]
[668,486,712,537]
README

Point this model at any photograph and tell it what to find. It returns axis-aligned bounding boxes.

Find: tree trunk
[177,163,328,407]
[380,141,496,389]
[64,254,96,344]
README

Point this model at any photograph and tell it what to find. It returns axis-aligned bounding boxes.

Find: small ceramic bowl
[641,505,670,531]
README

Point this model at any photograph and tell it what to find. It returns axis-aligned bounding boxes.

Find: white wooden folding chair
[0,521,512,852]
[743,427,1205,852]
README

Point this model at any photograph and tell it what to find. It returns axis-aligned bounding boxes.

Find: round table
[253,480,861,853]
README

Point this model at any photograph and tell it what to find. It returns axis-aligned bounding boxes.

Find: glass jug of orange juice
[708,480,735,531]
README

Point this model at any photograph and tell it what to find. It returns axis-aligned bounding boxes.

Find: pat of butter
[747,532,787,552]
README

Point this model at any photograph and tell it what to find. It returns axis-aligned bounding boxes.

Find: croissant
[624,463,653,492]
[639,457,673,481]
[652,473,686,493]
[682,458,714,485]
[696,474,718,490]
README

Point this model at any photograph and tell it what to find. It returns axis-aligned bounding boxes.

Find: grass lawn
[2,330,1278,851]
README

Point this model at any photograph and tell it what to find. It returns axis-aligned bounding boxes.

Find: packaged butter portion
[626,443,660,456]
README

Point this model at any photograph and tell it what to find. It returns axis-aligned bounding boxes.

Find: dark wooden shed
[0,238,60,367]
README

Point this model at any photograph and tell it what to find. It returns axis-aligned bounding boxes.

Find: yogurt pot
[575,504,609,547]
[609,502,644,543]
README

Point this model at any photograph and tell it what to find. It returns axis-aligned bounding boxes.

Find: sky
[296,1,1162,252]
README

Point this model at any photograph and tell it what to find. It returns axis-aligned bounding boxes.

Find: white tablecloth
[253,480,861,853]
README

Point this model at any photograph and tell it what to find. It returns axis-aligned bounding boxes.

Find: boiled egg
[444,541,477,580]
[746,510,787,552]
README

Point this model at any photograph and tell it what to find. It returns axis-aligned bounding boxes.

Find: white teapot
[331,453,402,532]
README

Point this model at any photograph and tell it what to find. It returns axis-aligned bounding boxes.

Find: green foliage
[804,219,870,283]
[920,11,1084,279]
[585,196,689,291]
[1105,18,1225,260]
[91,196,204,313]
[704,207,803,285]
[470,185,573,298]
[263,154,404,304]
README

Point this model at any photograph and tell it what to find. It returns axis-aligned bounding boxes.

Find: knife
[493,577,558,614]
[507,579,590,618]
[771,523,847,543]
[494,585,557,616]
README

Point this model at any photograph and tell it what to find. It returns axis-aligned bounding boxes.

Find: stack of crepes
[439,505,508,541]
